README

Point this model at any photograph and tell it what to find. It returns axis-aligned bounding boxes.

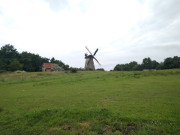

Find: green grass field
[0,70,180,135]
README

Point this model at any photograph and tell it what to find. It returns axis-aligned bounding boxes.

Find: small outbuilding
[42,63,56,72]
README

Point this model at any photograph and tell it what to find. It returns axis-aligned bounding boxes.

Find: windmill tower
[85,46,101,70]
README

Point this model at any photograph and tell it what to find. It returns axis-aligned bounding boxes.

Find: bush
[51,64,64,72]
[96,68,105,71]
[70,68,77,73]
[0,70,7,73]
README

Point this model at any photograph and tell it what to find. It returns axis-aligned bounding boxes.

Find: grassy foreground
[0,70,180,135]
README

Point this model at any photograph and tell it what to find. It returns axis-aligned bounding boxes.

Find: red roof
[43,63,56,69]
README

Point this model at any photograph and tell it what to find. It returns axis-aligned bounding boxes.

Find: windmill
[85,46,101,70]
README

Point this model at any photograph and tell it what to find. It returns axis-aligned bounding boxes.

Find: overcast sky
[0,0,180,70]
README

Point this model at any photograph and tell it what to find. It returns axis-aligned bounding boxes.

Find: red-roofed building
[42,63,56,72]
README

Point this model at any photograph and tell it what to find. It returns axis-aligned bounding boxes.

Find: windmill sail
[85,46,93,55]
[93,49,98,56]
[93,56,101,66]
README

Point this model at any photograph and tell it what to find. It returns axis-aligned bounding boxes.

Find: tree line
[114,56,180,71]
[0,44,69,72]
[1,44,179,72]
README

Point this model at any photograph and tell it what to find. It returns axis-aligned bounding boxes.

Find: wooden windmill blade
[93,56,101,66]
[85,46,93,55]
[93,48,98,56]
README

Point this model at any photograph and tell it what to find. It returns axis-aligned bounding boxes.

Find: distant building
[42,63,56,72]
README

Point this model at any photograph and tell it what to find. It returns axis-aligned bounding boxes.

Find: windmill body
[85,55,95,70]
[84,46,101,70]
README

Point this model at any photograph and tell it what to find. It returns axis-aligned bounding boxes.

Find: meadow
[0,69,180,135]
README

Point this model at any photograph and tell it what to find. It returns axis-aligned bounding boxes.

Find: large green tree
[164,57,174,69]
[151,60,159,69]
[173,56,180,68]
[142,57,152,69]
[164,56,180,69]
[0,44,20,71]
[20,52,50,72]
[129,61,138,70]
[8,59,23,71]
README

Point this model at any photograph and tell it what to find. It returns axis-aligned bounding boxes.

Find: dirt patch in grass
[63,124,74,131]
[79,121,90,127]
[48,126,62,135]
[112,122,139,135]
[49,126,61,132]
[48,127,61,134]
[61,123,88,135]
[123,123,139,134]
[76,129,84,135]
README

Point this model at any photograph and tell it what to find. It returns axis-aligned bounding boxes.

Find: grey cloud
[44,0,69,11]
[152,0,180,19]
[138,0,180,32]
[143,44,180,61]
[127,0,180,50]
